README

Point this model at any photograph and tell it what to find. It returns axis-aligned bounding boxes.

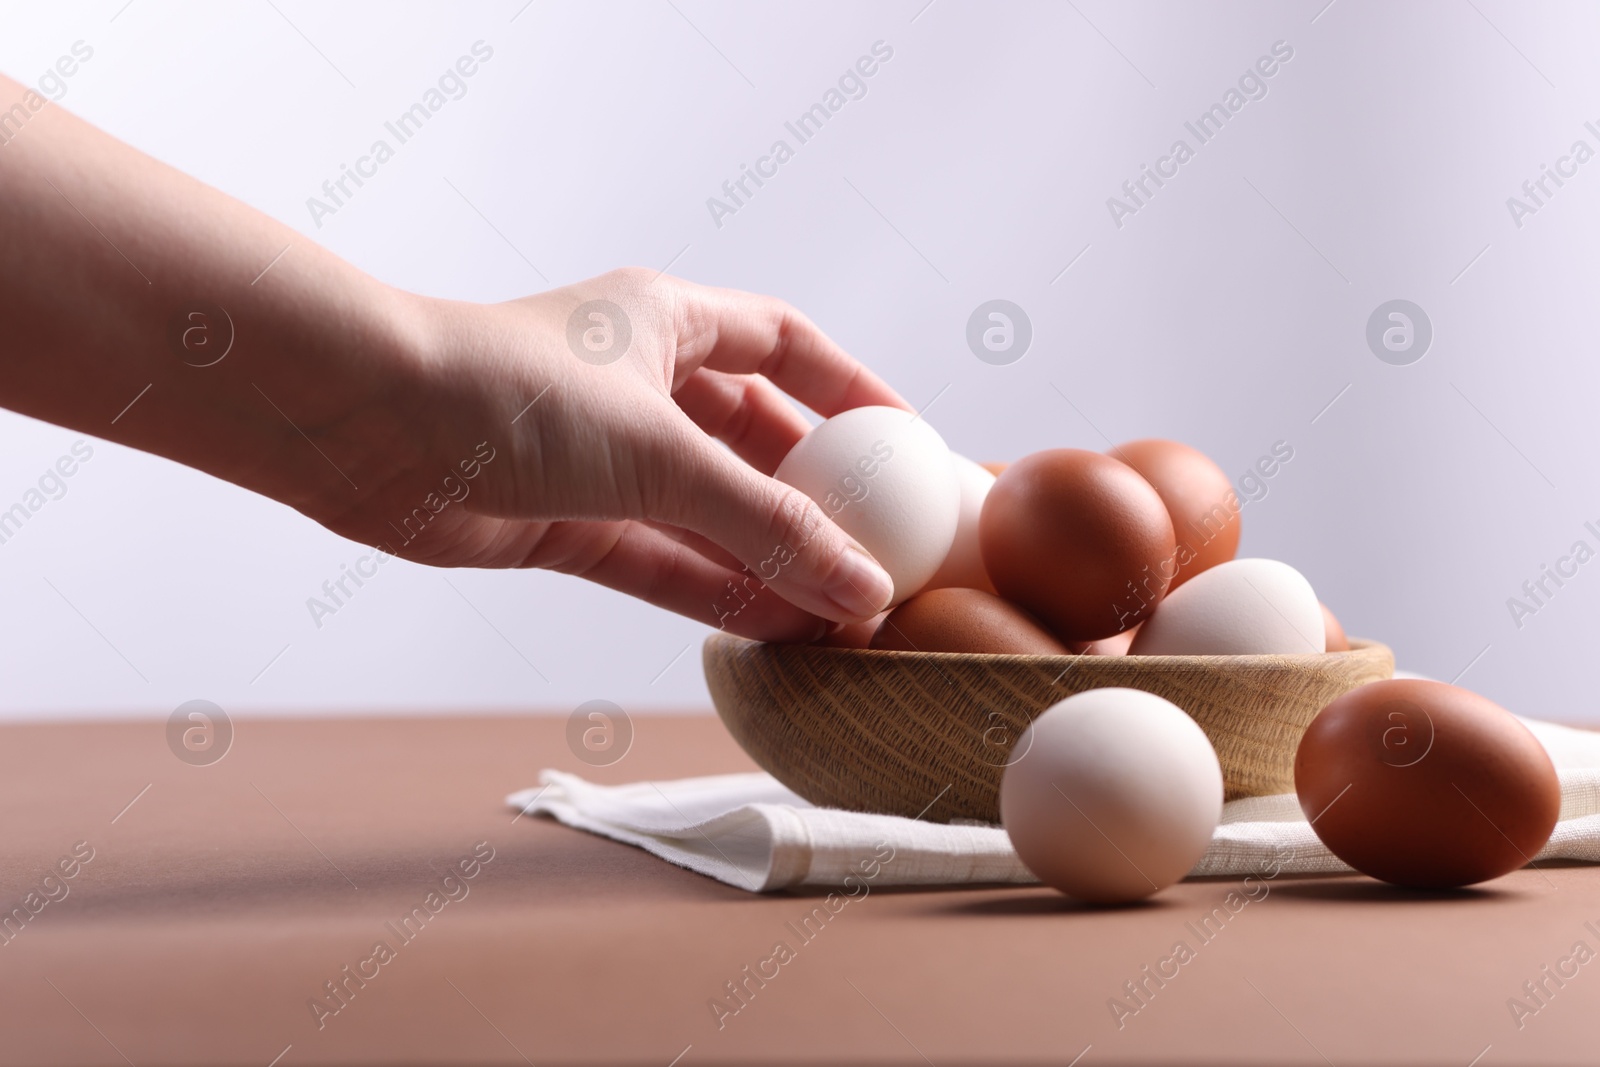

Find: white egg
[1131,558,1324,656]
[1000,688,1222,903]
[774,406,960,604]
[922,454,997,594]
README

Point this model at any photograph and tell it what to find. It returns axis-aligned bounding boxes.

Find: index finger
[666,279,913,418]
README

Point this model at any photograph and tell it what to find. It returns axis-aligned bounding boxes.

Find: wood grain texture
[704,634,1394,823]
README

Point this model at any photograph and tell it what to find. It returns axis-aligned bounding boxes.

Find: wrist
[265,279,444,525]
[158,266,441,532]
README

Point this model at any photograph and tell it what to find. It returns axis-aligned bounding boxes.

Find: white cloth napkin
[506,714,1600,892]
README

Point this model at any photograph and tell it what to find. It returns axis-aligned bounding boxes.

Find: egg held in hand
[774,406,960,606]
[1001,688,1223,903]
[870,587,1070,655]
[1131,558,1324,656]
[1110,439,1240,589]
[1295,679,1559,888]
[923,454,998,594]
[980,449,1176,642]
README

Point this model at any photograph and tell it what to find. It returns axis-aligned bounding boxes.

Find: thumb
[658,435,896,626]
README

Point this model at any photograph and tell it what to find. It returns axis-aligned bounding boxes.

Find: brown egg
[815,612,887,649]
[1321,603,1349,652]
[980,461,1008,477]
[980,449,1176,642]
[1081,625,1137,656]
[869,588,1071,655]
[1110,439,1240,589]
[1295,679,1560,888]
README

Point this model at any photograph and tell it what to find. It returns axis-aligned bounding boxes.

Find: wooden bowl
[703,633,1394,823]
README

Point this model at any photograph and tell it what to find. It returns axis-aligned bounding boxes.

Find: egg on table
[1295,679,1560,888]
[1001,688,1223,902]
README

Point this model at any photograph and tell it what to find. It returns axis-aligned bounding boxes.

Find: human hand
[309,269,911,643]
[0,80,905,642]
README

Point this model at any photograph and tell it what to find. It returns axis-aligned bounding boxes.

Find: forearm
[0,73,428,518]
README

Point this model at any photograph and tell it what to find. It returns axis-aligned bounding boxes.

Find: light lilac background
[0,1,1595,722]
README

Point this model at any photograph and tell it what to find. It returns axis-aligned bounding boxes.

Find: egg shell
[923,454,998,594]
[1111,439,1241,589]
[870,587,1070,655]
[980,449,1176,642]
[774,406,960,605]
[1131,558,1324,656]
[1321,603,1350,652]
[1001,688,1223,902]
[1080,626,1137,656]
[814,612,888,649]
[980,461,1008,477]
[1294,679,1560,888]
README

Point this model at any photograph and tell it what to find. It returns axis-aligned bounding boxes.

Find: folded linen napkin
[506,715,1600,892]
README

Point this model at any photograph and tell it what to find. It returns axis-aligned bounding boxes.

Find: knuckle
[604,265,655,288]
[674,295,717,362]
[763,315,795,379]
[832,362,869,411]
[624,534,680,607]
[592,267,674,324]
[717,380,760,448]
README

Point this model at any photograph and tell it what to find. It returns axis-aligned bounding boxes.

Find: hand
[310,269,909,643]
[0,78,903,643]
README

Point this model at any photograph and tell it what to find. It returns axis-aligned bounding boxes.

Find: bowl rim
[706,632,1391,673]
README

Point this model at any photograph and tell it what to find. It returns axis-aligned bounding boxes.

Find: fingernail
[824,548,895,619]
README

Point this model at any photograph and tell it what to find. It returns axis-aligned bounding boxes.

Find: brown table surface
[0,713,1594,1066]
